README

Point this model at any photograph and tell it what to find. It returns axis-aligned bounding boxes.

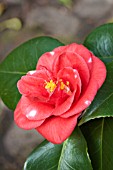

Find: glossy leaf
[79,61,113,125]
[58,126,93,170]
[24,127,93,170]
[24,140,63,170]
[84,23,113,63]
[80,118,113,170]
[0,36,64,110]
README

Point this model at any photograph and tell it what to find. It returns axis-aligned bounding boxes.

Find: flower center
[45,79,71,94]
[45,80,57,92]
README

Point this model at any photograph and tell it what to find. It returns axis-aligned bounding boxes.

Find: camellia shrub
[0,23,113,170]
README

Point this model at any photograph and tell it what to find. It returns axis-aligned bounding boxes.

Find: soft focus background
[0,0,113,169]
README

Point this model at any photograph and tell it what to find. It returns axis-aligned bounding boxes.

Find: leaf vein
[64,159,75,170]
[0,71,26,75]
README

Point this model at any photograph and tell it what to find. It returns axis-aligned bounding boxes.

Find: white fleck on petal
[50,51,55,56]
[74,75,77,79]
[26,110,37,118]
[85,100,91,105]
[88,57,92,63]
[73,69,77,73]
[29,70,36,75]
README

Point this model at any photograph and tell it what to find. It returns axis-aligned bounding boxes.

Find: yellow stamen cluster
[60,81,65,90]
[45,79,70,93]
[45,80,57,92]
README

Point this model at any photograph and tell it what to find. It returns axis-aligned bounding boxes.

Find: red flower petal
[49,67,81,116]
[57,67,81,96]
[21,96,54,120]
[18,77,48,99]
[36,51,56,72]
[17,69,52,100]
[47,67,81,111]
[14,98,44,130]
[36,114,80,144]
[53,52,90,92]
[54,43,93,70]
[61,55,106,118]
[47,86,69,106]
[52,90,76,116]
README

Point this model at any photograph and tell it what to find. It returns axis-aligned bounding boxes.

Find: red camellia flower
[14,43,106,144]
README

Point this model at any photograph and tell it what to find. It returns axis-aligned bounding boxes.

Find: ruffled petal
[53,52,90,92]
[47,67,81,115]
[47,86,69,106]
[61,55,106,118]
[36,114,80,144]
[57,67,81,95]
[21,96,54,120]
[54,43,93,70]
[66,43,93,70]
[52,90,76,116]
[36,51,57,72]
[17,69,52,100]
[14,98,44,130]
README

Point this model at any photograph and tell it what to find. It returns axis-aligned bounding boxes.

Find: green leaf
[79,23,113,124]
[80,118,113,170]
[0,36,64,110]
[79,61,113,125]
[84,23,113,63]
[58,126,93,170]
[24,140,63,170]
[24,127,93,170]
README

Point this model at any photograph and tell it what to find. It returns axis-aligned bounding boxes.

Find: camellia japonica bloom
[14,43,106,144]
